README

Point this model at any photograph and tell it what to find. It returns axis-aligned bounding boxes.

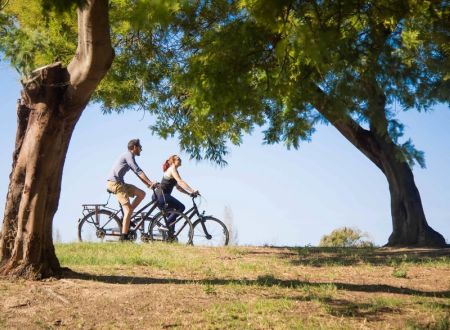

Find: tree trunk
[335,120,446,247]
[313,88,447,247]
[0,63,82,278]
[0,0,113,279]
[376,138,446,247]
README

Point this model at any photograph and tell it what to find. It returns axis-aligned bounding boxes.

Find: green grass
[392,267,408,278]
[50,243,450,329]
[203,283,217,295]
[203,299,295,329]
[290,246,450,267]
[56,243,289,278]
[56,242,200,269]
[56,243,450,269]
[406,314,450,330]
[321,296,404,318]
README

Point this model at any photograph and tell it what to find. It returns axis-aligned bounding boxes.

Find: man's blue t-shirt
[107,151,143,183]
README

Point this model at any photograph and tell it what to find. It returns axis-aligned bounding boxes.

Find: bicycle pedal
[158,226,169,232]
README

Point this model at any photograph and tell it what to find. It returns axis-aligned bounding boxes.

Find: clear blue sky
[0,63,449,246]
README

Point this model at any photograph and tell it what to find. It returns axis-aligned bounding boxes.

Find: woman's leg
[164,194,185,225]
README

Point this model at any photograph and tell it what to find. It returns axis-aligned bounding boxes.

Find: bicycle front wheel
[192,216,229,246]
[78,209,122,242]
[149,209,193,245]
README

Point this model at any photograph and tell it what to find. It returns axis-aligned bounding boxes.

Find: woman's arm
[175,185,190,194]
[170,166,196,195]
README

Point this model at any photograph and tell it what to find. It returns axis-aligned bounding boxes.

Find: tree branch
[66,0,114,109]
[311,85,385,172]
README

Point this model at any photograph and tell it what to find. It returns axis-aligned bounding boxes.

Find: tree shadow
[245,247,450,267]
[61,268,450,298]
[313,298,397,320]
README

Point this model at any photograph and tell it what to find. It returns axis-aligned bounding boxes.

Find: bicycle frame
[81,195,160,235]
[81,203,118,228]
[126,199,160,232]
[84,190,194,239]
[184,197,203,221]
[184,197,215,239]
[128,196,191,237]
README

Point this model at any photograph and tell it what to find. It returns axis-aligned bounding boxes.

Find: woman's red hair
[163,155,178,171]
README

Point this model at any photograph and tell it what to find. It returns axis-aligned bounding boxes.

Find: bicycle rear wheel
[192,216,229,246]
[148,209,193,245]
[78,209,122,242]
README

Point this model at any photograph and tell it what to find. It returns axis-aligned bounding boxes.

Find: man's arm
[126,153,156,188]
[138,172,156,188]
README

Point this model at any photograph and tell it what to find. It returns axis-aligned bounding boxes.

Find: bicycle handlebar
[150,182,160,191]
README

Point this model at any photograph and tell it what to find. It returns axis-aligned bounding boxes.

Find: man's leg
[122,202,132,235]
[130,188,145,210]
[107,182,132,237]
[119,185,145,237]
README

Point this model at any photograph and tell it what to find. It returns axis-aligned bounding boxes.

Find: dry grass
[0,243,449,329]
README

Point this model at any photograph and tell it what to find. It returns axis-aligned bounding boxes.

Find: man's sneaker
[167,235,178,243]
[119,233,133,242]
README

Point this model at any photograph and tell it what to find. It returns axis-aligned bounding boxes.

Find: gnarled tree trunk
[314,88,447,247]
[0,0,113,279]
[332,119,446,247]
[0,64,78,278]
[375,137,446,246]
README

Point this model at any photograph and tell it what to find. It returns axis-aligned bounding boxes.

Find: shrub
[319,227,374,248]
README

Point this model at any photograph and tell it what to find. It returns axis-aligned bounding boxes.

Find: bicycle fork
[198,216,212,240]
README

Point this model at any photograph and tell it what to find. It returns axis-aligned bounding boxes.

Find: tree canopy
[146,0,449,164]
[2,1,447,165]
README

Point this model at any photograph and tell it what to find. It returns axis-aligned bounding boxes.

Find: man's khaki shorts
[107,181,140,205]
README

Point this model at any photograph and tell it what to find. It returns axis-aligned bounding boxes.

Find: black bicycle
[184,195,229,246]
[77,189,194,244]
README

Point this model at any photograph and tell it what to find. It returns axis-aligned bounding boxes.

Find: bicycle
[77,188,194,244]
[184,195,229,246]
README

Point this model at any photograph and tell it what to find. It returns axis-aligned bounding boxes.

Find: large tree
[140,1,448,247]
[0,0,114,278]
[0,0,181,278]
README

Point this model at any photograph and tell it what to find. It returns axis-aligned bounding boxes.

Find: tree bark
[0,0,113,279]
[313,87,447,247]
[373,136,446,247]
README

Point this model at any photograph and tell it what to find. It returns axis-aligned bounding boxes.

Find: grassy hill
[1,243,449,329]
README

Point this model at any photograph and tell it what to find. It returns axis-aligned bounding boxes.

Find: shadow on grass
[315,298,397,319]
[247,247,450,267]
[61,268,450,298]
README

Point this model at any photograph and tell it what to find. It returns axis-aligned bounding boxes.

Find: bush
[319,227,374,248]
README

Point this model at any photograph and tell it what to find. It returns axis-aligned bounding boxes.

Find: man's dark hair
[128,139,141,150]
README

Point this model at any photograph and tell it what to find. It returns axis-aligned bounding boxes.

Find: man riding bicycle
[107,139,157,240]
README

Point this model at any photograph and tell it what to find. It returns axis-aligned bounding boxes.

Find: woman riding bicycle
[154,155,199,237]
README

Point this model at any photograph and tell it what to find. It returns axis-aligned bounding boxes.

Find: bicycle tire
[78,209,122,242]
[192,216,229,246]
[148,209,193,245]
